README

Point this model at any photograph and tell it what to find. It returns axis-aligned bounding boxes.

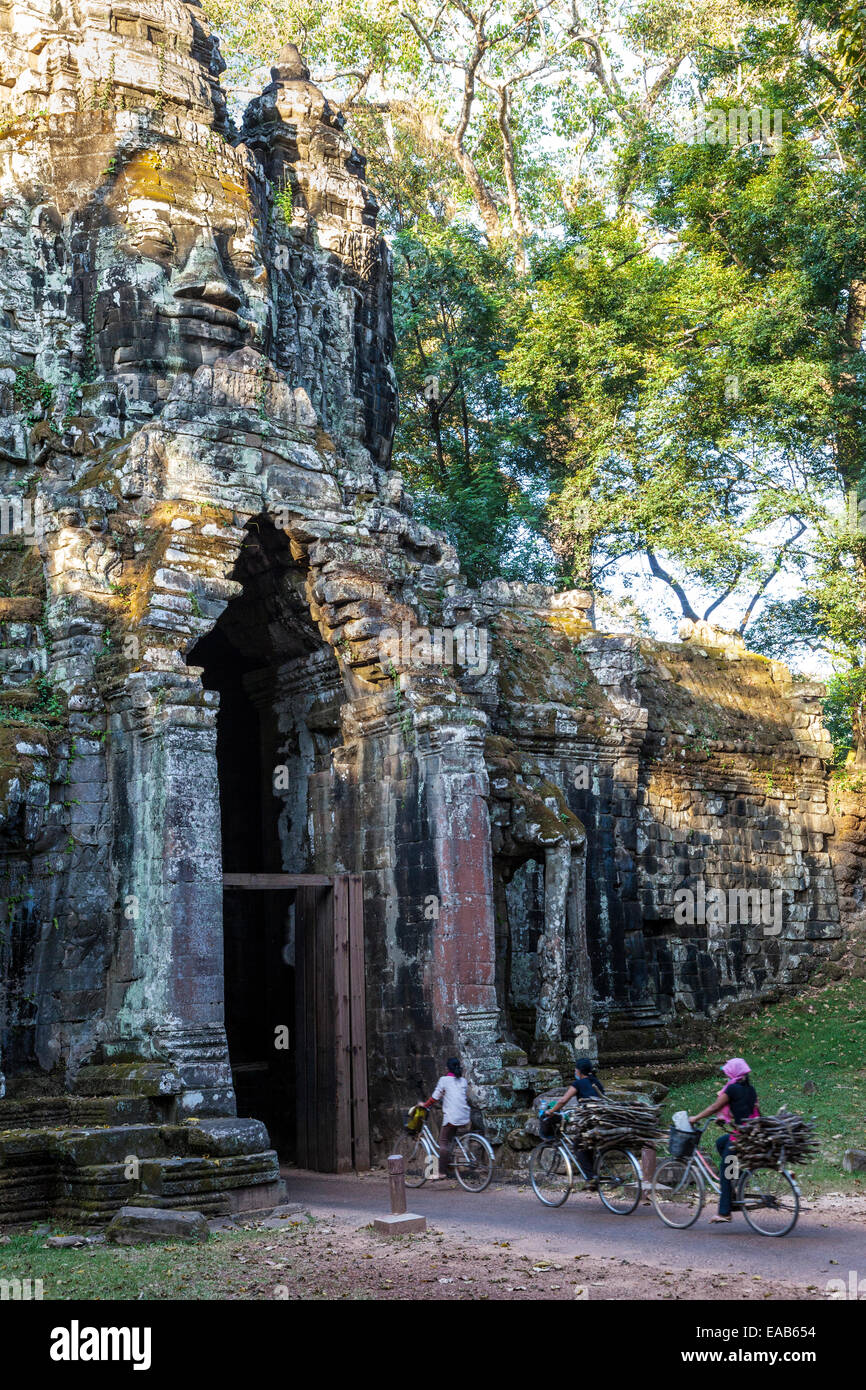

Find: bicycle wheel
[651,1158,705,1229]
[453,1133,495,1192]
[596,1147,642,1215]
[737,1167,799,1237]
[529,1142,574,1207]
[393,1131,429,1187]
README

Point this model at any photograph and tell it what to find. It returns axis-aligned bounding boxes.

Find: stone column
[415,706,500,1057]
[101,672,234,1117]
[535,843,571,1064]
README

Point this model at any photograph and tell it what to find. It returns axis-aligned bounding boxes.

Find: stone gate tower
[0,0,565,1218]
[0,0,848,1223]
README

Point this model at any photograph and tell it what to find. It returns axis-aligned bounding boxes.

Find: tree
[207,0,866,735]
[392,222,555,582]
[503,199,820,615]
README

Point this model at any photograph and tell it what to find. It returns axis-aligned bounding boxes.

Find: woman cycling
[546,1057,605,1188]
[688,1057,759,1224]
[422,1056,471,1180]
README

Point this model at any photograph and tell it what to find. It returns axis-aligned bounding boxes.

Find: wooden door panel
[293,878,369,1172]
[348,874,371,1170]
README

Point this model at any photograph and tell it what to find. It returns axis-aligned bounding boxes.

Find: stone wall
[479,591,844,1041]
[824,783,866,983]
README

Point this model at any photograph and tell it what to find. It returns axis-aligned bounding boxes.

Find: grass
[0,1218,315,1300]
[662,978,866,1196]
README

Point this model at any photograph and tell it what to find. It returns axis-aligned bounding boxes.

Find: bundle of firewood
[564,1098,663,1151]
[732,1109,818,1170]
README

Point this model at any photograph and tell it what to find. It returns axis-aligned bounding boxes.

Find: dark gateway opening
[188,516,345,1160]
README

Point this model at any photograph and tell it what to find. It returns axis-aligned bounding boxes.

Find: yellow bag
[406,1105,426,1135]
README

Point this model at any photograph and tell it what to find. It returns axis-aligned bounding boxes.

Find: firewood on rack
[732,1108,818,1170]
[564,1099,664,1151]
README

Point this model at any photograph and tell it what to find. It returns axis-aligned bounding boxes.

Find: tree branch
[738,521,808,634]
[646,549,699,621]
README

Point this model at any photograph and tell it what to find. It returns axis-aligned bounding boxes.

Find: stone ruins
[0,0,862,1222]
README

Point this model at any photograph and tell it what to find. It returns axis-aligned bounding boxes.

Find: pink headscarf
[721,1057,751,1082]
[717,1058,758,1135]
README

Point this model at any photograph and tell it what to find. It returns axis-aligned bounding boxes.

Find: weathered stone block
[106,1206,210,1244]
[184,1117,271,1156]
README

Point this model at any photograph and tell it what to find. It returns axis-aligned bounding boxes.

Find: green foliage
[392,223,555,583]
[271,177,293,225]
[61,376,83,430]
[13,367,53,427]
[504,200,816,599]
[98,56,116,112]
[823,668,866,764]
[84,293,99,382]
[0,676,65,728]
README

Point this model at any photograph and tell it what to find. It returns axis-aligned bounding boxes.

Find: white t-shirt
[432,1073,471,1127]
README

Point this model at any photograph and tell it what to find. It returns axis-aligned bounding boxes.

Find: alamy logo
[693,107,783,149]
[825,1270,866,1300]
[379,619,489,675]
[674,882,783,936]
[0,1277,43,1300]
[49,1321,152,1370]
[0,495,45,544]
[847,492,866,535]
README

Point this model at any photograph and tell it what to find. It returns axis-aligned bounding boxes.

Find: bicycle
[394,1107,495,1192]
[651,1123,800,1236]
[528,1112,642,1215]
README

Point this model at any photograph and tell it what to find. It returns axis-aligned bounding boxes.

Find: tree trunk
[838,276,866,760]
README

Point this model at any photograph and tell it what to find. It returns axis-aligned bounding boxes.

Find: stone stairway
[597,1006,716,1088]
[472,1047,564,1141]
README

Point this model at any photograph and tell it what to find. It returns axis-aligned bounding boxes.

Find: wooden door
[294,876,369,1171]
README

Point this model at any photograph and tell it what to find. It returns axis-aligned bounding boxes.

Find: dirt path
[243,1213,819,1301]
[277,1169,866,1300]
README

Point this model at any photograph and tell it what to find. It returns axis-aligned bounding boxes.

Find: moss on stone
[489,611,606,712]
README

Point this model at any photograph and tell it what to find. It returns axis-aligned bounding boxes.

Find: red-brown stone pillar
[415,706,500,1066]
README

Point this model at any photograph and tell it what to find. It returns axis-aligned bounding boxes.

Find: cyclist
[545,1057,605,1188]
[688,1056,759,1224]
[422,1056,471,1180]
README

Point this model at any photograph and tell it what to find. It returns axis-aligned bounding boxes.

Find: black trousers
[717,1133,736,1215]
[576,1147,596,1178]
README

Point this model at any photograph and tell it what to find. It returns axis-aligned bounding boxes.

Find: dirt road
[282,1169,866,1299]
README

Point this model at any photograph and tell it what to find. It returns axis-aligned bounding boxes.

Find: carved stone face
[79,147,272,383]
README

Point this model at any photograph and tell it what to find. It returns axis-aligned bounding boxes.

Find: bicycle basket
[668,1123,699,1159]
[405,1105,425,1135]
[539,1111,563,1141]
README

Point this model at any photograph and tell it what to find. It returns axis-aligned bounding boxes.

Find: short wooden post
[372,1154,427,1237]
[388,1155,407,1214]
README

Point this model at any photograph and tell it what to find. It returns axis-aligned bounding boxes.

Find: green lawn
[661,979,866,1195]
[0,1219,316,1300]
